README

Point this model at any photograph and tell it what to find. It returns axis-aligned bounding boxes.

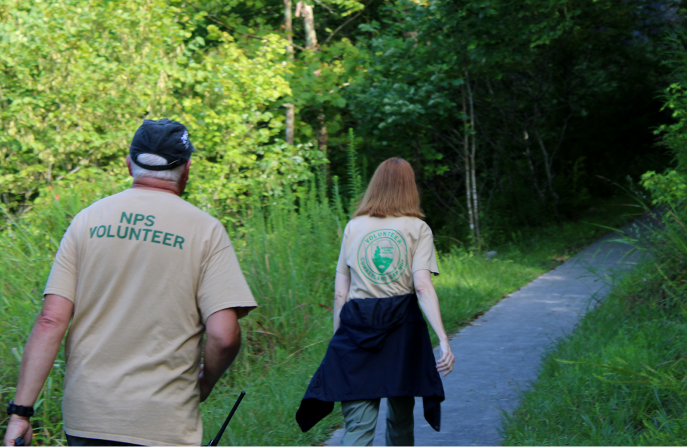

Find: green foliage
[186,0,365,41]
[0,179,121,445]
[1,0,673,248]
[502,32,687,437]
[641,31,687,207]
[345,0,673,243]
[0,0,681,442]
[501,208,687,446]
[184,0,368,165]
[277,38,363,158]
[656,32,687,173]
[0,172,635,445]
[346,129,363,210]
[641,169,687,206]
[0,0,315,216]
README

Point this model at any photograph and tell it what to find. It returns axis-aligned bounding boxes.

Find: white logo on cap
[180,130,189,149]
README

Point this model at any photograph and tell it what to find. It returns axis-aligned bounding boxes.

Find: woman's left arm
[414,270,455,376]
[333,272,350,334]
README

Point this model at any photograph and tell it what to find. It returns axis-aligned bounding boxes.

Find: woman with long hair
[296,158,455,446]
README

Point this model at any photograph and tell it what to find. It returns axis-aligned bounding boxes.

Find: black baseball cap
[129,119,195,171]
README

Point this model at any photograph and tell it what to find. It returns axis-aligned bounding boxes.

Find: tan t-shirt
[44,188,257,446]
[336,215,439,299]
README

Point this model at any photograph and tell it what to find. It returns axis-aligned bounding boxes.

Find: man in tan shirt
[3,119,257,446]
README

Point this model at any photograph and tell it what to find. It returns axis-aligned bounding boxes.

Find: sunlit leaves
[0,0,313,216]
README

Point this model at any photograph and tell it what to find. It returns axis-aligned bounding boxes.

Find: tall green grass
[501,208,687,445]
[0,181,112,445]
[0,174,637,445]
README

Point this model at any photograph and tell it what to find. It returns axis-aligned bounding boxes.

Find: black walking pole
[207,391,246,446]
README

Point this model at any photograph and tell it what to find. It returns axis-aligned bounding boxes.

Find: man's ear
[126,156,133,176]
[177,160,192,196]
[182,160,192,182]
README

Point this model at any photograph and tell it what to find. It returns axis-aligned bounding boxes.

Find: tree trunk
[284,0,295,145]
[462,86,476,246]
[523,129,547,205]
[285,104,295,145]
[284,0,293,56]
[466,72,480,246]
[317,112,328,179]
[296,1,318,49]
[297,1,328,183]
[532,124,561,221]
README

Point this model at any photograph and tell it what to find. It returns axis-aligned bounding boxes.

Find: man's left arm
[199,308,241,402]
[3,294,73,446]
[196,233,258,403]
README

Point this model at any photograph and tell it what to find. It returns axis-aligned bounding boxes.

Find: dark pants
[66,434,140,446]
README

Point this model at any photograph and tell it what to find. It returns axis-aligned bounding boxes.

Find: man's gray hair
[130,154,187,182]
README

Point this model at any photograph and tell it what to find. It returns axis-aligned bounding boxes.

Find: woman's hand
[437,340,455,377]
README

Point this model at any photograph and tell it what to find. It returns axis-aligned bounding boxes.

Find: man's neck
[131,178,182,196]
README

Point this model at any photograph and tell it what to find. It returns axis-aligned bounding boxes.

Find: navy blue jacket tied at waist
[295,293,445,433]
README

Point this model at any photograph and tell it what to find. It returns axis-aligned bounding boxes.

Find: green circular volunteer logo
[357,229,408,284]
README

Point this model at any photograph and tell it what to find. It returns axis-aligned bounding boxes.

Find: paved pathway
[327,230,640,446]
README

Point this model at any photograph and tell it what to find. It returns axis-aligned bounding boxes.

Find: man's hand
[437,340,455,377]
[3,415,32,446]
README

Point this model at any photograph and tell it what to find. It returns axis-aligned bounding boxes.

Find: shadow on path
[326,230,640,446]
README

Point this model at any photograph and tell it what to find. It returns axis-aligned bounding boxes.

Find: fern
[347,129,363,212]
[332,175,347,232]
[317,160,328,207]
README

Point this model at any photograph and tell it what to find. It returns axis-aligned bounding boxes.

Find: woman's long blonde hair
[353,158,424,218]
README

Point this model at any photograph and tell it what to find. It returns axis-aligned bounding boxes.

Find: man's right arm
[3,294,73,446]
[199,308,241,402]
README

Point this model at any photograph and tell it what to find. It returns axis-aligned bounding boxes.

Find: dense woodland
[0,0,683,247]
[3,1,687,445]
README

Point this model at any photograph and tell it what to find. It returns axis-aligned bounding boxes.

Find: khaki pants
[341,397,415,446]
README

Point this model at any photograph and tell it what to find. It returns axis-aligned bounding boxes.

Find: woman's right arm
[414,269,455,376]
[333,272,350,334]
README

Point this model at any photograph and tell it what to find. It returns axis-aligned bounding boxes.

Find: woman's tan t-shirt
[336,215,439,299]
